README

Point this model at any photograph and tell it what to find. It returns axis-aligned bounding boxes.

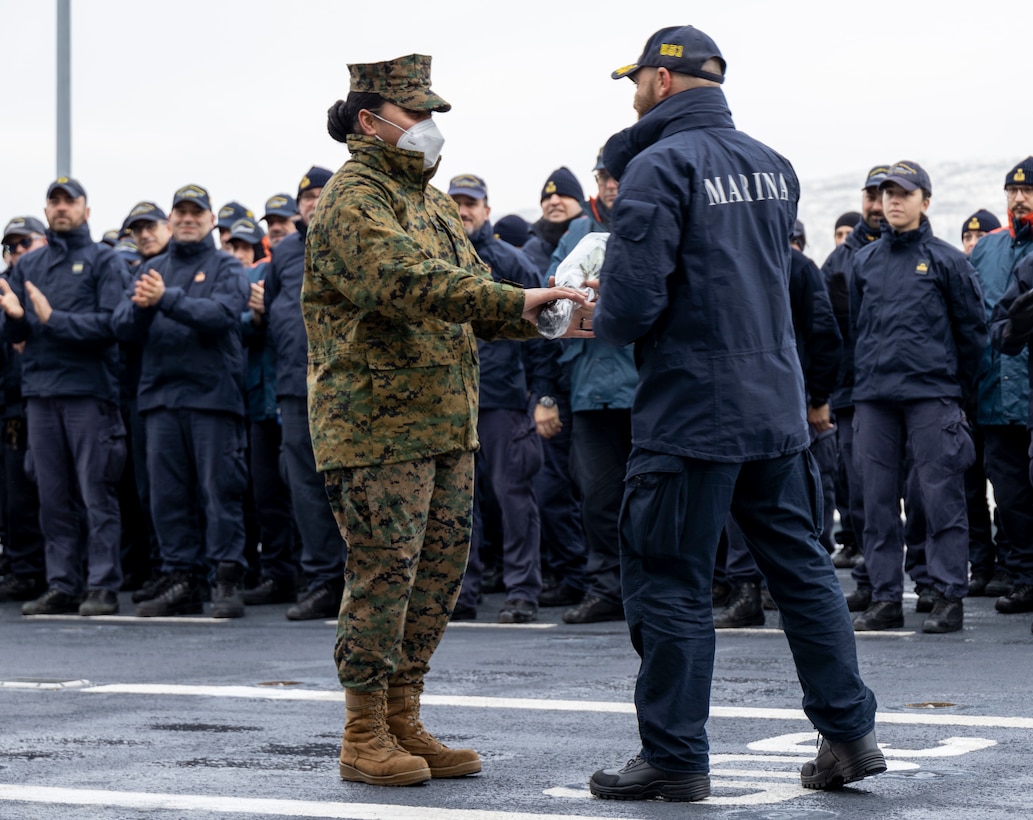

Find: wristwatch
[537,396,557,409]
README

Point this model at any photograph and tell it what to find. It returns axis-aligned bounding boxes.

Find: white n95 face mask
[374,114,445,169]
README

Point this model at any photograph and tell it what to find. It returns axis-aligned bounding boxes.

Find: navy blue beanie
[540,167,584,203]
[298,166,333,197]
[494,214,531,247]
[962,209,1001,238]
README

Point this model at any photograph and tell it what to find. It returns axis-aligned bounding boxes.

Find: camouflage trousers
[324,449,474,692]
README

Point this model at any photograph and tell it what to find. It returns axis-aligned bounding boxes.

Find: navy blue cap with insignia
[261,194,298,220]
[172,184,212,212]
[1005,157,1033,188]
[47,176,87,201]
[217,201,255,230]
[962,209,1001,238]
[540,167,584,203]
[297,167,332,198]
[448,174,488,201]
[123,201,169,232]
[113,238,143,265]
[863,165,891,190]
[2,215,47,244]
[612,25,725,83]
[228,218,265,245]
[880,161,932,196]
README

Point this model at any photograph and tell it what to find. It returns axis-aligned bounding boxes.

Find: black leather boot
[713,580,764,628]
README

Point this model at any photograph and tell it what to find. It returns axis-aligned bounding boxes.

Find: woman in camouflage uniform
[302,54,590,787]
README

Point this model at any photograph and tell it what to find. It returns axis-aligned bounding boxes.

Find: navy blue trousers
[982,425,1033,584]
[2,415,44,580]
[278,396,346,592]
[459,408,542,606]
[570,408,631,604]
[27,397,126,595]
[534,395,586,590]
[146,408,248,575]
[620,447,877,773]
[724,431,839,584]
[854,399,973,601]
[249,418,298,582]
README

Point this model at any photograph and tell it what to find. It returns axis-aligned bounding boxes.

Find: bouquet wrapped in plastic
[536,232,609,339]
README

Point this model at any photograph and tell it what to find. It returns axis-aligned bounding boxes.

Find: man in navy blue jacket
[586,25,882,802]
[263,166,348,620]
[112,184,251,618]
[0,179,127,617]
[448,174,544,624]
[850,162,987,635]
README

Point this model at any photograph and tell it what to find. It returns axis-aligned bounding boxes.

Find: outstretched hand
[522,285,595,338]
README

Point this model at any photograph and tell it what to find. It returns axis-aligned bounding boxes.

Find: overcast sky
[2,0,1025,251]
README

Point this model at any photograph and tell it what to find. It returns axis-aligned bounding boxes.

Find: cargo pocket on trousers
[937,416,976,474]
[99,404,128,484]
[619,453,686,558]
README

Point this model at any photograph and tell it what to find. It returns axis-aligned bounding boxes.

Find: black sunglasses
[3,236,35,255]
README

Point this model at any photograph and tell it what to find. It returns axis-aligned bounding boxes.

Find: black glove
[1007,288,1033,340]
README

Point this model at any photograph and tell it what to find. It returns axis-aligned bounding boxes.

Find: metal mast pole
[56,0,71,176]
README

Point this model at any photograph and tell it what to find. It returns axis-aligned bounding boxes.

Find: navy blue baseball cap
[612,25,725,83]
[113,238,143,265]
[298,167,332,197]
[880,161,932,195]
[261,194,298,220]
[123,201,168,232]
[172,184,212,211]
[863,165,890,190]
[217,201,255,230]
[47,176,87,200]
[448,174,488,200]
[791,219,806,246]
[3,215,46,243]
[228,218,265,245]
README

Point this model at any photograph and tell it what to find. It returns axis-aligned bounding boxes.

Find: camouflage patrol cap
[348,54,451,113]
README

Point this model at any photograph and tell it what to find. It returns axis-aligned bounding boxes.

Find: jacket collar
[602,86,735,181]
[170,232,216,259]
[43,222,93,256]
[345,135,439,190]
[883,214,933,249]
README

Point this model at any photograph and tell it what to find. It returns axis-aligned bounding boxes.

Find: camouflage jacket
[302,136,535,470]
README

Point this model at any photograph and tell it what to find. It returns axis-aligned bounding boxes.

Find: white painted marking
[543,780,803,806]
[852,630,918,638]
[82,683,343,701]
[749,731,997,757]
[710,755,917,772]
[21,614,228,624]
[0,784,632,820]
[0,679,90,690]
[67,685,1033,729]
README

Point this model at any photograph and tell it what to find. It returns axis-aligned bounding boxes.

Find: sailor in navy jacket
[849,176,987,628]
[111,189,251,613]
[589,45,876,783]
[0,180,127,612]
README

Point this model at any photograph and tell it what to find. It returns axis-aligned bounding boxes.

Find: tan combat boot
[386,683,482,778]
[339,689,431,786]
